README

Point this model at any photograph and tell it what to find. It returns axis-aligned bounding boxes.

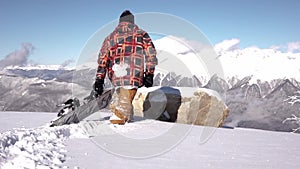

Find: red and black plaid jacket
[96,22,157,87]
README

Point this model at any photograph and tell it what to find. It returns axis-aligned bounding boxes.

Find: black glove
[84,90,97,102]
[143,73,154,87]
[94,79,104,97]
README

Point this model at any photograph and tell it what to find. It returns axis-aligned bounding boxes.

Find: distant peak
[4,64,74,71]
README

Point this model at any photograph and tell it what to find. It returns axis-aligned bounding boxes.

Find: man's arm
[143,32,158,75]
[143,32,158,87]
[96,37,110,80]
[95,37,110,95]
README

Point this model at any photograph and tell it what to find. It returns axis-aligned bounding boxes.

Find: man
[94,10,158,125]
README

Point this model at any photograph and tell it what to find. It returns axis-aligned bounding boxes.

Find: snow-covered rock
[132,87,229,127]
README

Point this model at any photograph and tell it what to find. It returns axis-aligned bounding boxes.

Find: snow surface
[0,111,300,169]
[0,112,56,133]
[214,39,300,82]
[153,36,211,79]
[153,36,300,83]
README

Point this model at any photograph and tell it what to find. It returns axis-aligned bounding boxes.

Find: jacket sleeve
[96,37,110,80]
[143,32,158,75]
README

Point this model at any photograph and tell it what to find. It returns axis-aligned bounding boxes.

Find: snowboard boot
[109,87,137,125]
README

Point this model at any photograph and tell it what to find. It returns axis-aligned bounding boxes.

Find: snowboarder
[94,10,158,125]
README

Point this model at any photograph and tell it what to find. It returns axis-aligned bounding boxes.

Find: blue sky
[0,0,299,65]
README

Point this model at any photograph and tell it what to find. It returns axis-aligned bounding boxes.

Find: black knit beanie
[119,10,134,24]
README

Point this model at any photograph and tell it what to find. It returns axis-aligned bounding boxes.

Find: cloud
[270,45,282,51]
[269,42,300,53]
[214,39,240,54]
[60,59,75,67]
[287,42,300,53]
[0,43,35,69]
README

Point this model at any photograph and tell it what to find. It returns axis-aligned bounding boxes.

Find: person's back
[94,10,158,124]
[98,21,155,87]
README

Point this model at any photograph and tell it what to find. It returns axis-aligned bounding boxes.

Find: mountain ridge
[1,68,300,132]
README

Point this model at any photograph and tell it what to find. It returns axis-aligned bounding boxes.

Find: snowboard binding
[56,98,80,117]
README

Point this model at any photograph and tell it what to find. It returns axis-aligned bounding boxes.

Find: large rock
[132,87,229,127]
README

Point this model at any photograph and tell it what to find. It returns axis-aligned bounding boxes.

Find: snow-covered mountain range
[1,36,300,132]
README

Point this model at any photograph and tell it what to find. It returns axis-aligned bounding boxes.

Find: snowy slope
[0,111,300,169]
[154,36,300,82]
[214,38,300,82]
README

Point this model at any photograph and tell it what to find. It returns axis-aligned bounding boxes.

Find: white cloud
[270,45,282,51]
[269,42,300,53]
[0,43,35,69]
[214,39,240,54]
[61,59,75,67]
[287,42,300,53]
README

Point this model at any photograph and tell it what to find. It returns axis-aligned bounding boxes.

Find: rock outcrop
[132,87,229,127]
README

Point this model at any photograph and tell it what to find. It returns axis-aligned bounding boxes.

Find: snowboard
[50,89,114,127]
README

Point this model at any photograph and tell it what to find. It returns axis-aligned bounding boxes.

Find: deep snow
[0,111,300,169]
